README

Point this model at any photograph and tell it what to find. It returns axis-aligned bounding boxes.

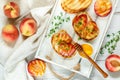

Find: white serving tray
[35,0,118,79]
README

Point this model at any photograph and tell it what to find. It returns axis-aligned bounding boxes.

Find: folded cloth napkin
[0,0,55,80]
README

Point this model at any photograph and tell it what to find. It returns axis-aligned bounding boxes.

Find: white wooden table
[0,0,120,80]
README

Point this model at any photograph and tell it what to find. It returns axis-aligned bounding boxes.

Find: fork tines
[74,43,83,52]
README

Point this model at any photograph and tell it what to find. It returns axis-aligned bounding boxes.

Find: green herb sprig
[100,31,120,54]
[47,12,70,37]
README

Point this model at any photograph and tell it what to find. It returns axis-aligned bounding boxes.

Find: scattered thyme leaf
[54,16,56,19]
[118,31,120,34]
[60,12,63,16]
[100,30,120,54]
[55,27,59,29]
[51,21,54,24]
[62,19,64,22]
[107,34,110,38]
[78,37,81,40]
[50,29,55,35]
[112,33,115,36]
[47,12,71,37]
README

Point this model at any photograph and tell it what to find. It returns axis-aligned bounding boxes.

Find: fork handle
[77,48,108,78]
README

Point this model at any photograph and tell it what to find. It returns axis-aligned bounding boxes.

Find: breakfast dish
[61,0,92,13]
[35,0,118,79]
[51,30,76,58]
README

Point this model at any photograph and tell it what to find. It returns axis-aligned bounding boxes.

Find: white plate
[35,0,118,79]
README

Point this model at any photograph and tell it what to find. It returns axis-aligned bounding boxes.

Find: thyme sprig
[100,31,120,54]
[47,12,70,37]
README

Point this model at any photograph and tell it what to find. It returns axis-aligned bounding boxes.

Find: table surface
[42,0,120,80]
[0,0,120,80]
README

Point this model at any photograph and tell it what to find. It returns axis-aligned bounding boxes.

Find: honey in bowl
[27,59,46,77]
[79,43,93,58]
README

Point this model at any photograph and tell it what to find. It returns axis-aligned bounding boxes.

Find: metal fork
[74,42,108,78]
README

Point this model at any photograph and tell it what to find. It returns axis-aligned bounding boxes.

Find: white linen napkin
[0,0,55,80]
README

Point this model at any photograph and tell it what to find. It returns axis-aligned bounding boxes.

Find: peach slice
[105,54,120,72]
[3,2,20,18]
[27,59,46,77]
[94,0,112,17]
[19,18,37,36]
[2,24,19,43]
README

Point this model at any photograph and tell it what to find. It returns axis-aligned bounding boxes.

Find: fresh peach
[2,24,19,43]
[19,18,37,36]
[3,2,20,18]
[105,54,120,72]
[27,59,46,77]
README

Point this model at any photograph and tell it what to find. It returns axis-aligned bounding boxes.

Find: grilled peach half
[94,0,112,17]
[27,59,46,77]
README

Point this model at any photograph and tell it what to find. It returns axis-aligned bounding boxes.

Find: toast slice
[51,30,76,58]
[72,12,99,40]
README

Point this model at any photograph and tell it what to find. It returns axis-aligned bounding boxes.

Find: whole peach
[19,18,37,36]
[3,2,20,18]
[2,24,19,43]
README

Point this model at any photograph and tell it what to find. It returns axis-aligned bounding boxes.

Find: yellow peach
[2,24,19,43]
[19,18,37,36]
[3,2,20,18]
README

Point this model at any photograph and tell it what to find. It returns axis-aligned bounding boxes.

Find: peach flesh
[105,54,120,72]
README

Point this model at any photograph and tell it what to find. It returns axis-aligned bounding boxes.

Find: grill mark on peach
[65,0,91,10]
[28,59,46,76]
[61,3,78,13]
[63,0,73,5]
